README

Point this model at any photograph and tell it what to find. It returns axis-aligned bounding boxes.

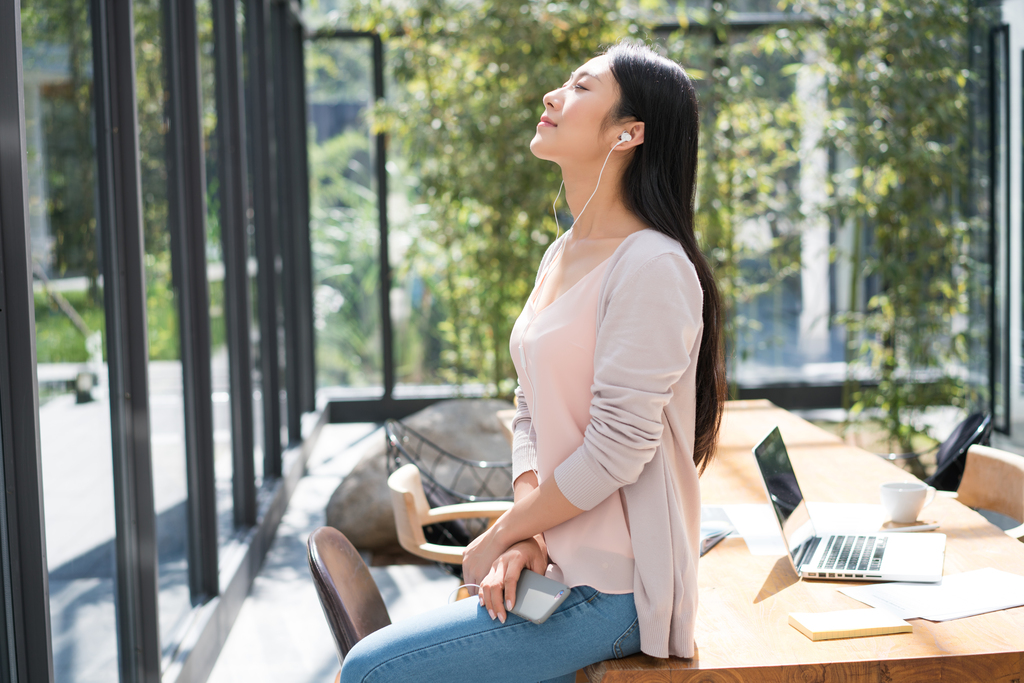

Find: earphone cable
[448,583,482,604]
[552,136,627,240]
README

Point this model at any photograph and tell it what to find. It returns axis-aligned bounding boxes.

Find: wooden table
[586,400,1024,682]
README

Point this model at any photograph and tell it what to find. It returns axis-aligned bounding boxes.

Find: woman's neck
[559,160,636,241]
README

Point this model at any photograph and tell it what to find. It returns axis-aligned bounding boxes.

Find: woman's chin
[529,135,554,161]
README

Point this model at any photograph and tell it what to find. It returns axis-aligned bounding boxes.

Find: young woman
[339,41,725,683]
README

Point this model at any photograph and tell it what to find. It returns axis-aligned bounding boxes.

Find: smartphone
[508,569,571,625]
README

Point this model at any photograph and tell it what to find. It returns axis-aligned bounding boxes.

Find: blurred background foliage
[316,0,978,452]
[24,0,184,364]
[794,0,977,459]
[348,0,638,394]
[25,0,983,452]
[662,7,808,386]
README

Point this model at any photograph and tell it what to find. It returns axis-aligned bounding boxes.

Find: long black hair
[606,41,725,475]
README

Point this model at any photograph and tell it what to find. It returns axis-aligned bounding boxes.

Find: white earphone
[552,131,633,238]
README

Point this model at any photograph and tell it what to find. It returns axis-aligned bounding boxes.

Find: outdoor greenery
[306,39,385,388]
[22,0,103,364]
[22,0,994,451]
[342,0,640,394]
[662,8,808,382]
[314,0,988,451]
[336,0,820,394]
[795,0,979,459]
[23,0,184,364]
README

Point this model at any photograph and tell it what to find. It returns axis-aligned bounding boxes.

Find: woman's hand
[477,537,548,623]
[462,526,507,590]
[461,474,580,621]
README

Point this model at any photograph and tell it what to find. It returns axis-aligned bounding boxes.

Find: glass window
[389,138,450,393]
[195,0,237,548]
[663,27,845,387]
[133,0,195,660]
[306,37,384,395]
[384,45,451,395]
[963,10,1001,419]
[22,0,122,677]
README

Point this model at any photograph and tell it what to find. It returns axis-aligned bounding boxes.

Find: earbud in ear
[619,131,632,142]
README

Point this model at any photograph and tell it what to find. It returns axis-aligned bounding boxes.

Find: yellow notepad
[788,608,912,641]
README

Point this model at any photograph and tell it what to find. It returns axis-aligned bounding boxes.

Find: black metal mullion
[373,34,394,400]
[1003,28,1011,435]
[285,12,306,434]
[274,7,302,444]
[989,26,1009,434]
[162,0,220,597]
[0,1,54,679]
[246,0,282,478]
[268,1,288,445]
[213,0,257,526]
[289,17,315,415]
[294,22,316,415]
[988,27,997,429]
[269,10,285,455]
[89,0,161,678]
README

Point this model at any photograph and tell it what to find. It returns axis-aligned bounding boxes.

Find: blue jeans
[339,586,641,683]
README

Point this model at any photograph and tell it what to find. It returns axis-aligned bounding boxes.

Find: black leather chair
[307,526,391,682]
[880,412,992,491]
[925,412,993,491]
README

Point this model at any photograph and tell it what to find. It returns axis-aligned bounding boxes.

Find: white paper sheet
[719,504,787,555]
[839,568,1024,621]
[719,502,888,557]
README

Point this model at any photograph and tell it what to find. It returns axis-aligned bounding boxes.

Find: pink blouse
[509,229,705,658]
[509,245,635,594]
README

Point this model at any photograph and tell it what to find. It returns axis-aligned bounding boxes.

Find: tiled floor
[207,423,460,683]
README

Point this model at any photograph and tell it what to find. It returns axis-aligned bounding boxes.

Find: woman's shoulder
[605,228,699,288]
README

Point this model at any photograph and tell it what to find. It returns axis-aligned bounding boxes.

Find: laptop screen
[753,427,817,567]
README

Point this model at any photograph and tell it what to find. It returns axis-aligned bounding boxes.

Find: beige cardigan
[511,228,704,659]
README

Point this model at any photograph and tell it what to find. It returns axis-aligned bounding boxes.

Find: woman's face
[530,55,622,164]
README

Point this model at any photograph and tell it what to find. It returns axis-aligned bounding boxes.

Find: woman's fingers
[477,549,531,623]
[468,537,546,621]
[502,553,526,612]
[480,563,506,622]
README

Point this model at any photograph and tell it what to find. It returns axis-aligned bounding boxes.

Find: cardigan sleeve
[511,384,538,483]
[553,252,703,511]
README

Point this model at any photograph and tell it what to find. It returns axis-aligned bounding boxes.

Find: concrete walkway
[207,423,460,683]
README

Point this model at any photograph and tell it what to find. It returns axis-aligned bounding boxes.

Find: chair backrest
[387,463,431,553]
[926,412,992,491]
[958,445,1024,525]
[307,526,391,665]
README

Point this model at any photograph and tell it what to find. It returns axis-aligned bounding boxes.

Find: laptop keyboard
[817,535,887,572]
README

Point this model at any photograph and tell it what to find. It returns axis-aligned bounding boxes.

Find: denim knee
[338,639,376,683]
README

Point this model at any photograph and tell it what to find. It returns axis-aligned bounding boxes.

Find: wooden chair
[958,444,1024,541]
[307,526,392,682]
[387,463,513,563]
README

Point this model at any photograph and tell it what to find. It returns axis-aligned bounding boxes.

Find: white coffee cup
[880,481,936,524]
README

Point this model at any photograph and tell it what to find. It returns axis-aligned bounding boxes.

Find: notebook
[752,427,946,583]
[788,608,912,641]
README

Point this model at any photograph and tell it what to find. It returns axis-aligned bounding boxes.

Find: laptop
[752,427,946,583]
